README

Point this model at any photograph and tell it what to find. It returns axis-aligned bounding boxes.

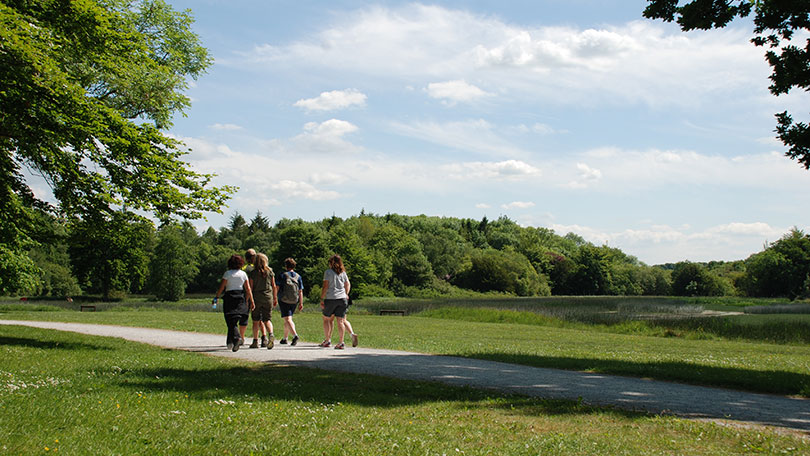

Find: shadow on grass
[0,335,113,351]
[462,352,810,397]
[114,363,649,422]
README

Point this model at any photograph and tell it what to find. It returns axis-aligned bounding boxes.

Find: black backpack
[279,271,300,304]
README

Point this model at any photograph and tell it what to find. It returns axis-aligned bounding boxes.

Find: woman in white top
[318,254,356,349]
[214,254,255,352]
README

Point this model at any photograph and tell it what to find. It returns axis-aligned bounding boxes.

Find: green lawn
[1,324,806,455]
[2,307,809,397]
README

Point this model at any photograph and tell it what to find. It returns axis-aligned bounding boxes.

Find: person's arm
[214,279,227,300]
[297,275,304,311]
[344,273,351,296]
[243,278,255,311]
[271,276,278,307]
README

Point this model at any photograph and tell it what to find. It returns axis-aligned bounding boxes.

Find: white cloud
[302,119,358,137]
[294,89,367,111]
[566,162,602,189]
[271,180,341,200]
[475,203,491,209]
[210,123,244,131]
[389,119,527,158]
[234,6,767,107]
[445,159,540,180]
[473,27,639,71]
[703,222,786,238]
[502,201,535,210]
[532,123,562,135]
[561,147,810,192]
[548,221,793,264]
[310,172,349,186]
[291,119,361,155]
[426,80,490,103]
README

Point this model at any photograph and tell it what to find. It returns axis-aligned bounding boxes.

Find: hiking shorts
[251,300,272,322]
[322,298,348,318]
[278,302,297,318]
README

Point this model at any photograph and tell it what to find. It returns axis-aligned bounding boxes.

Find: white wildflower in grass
[211,399,235,405]
[2,373,69,393]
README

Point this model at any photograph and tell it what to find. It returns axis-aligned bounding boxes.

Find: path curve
[2,320,808,433]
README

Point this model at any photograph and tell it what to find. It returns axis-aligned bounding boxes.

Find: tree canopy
[0,0,234,249]
[643,0,810,168]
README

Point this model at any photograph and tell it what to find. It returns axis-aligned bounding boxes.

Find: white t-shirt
[323,268,349,300]
[222,269,248,291]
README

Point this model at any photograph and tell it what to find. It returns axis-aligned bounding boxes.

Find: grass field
[1,324,807,455]
[2,297,809,397]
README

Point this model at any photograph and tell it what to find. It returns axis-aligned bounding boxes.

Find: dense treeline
[11,211,810,302]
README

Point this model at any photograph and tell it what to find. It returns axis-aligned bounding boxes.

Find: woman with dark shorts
[214,254,255,352]
[277,258,303,346]
[319,254,355,349]
[248,253,277,349]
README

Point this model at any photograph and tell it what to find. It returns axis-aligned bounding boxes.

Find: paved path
[2,320,808,433]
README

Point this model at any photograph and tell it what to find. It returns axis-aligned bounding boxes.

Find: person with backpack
[277,257,303,346]
[318,254,355,349]
[248,253,277,349]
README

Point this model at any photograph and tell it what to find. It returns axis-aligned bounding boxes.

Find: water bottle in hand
[212,297,218,310]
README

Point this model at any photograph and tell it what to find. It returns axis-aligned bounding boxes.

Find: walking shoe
[334,342,345,349]
[227,341,234,351]
[239,337,245,346]
[291,335,299,346]
[261,335,267,347]
[319,340,330,348]
[232,339,241,352]
[249,339,259,349]
[279,338,288,345]
[267,334,274,350]
[351,333,358,347]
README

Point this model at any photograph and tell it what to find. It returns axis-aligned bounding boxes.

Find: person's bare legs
[342,318,358,347]
[283,316,297,339]
[262,320,274,348]
[322,315,333,344]
[336,316,346,345]
[342,318,354,336]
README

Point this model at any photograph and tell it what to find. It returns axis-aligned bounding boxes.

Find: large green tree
[740,229,810,299]
[644,0,810,168]
[671,261,727,296]
[0,0,234,290]
[148,224,197,301]
[68,211,154,299]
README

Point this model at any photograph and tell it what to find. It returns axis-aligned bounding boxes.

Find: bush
[671,262,727,296]
[39,262,81,298]
[453,249,544,296]
[354,283,395,298]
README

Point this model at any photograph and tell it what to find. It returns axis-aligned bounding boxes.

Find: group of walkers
[213,249,358,352]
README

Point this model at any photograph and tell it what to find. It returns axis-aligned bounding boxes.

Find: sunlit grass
[2,305,809,397]
[1,325,806,455]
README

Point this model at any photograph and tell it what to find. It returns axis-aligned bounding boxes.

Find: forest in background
[14,210,810,303]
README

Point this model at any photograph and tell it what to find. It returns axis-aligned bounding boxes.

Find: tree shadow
[112,360,648,422]
[458,352,810,397]
[0,335,113,351]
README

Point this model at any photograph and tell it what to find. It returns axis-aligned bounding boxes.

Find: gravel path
[2,320,808,433]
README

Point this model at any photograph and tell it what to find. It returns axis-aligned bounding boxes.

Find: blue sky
[161,0,810,265]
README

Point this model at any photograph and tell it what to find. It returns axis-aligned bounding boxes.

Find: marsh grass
[746,303,810,314]
[1,325,807,455]
[357,296,810,345]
